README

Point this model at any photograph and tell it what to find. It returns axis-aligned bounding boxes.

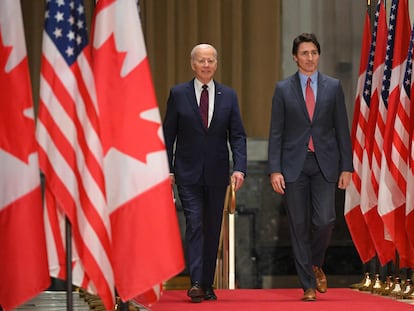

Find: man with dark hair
[267,33,353,301]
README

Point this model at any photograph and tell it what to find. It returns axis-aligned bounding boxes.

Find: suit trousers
[284,152,336,291]
[177,184,227,288]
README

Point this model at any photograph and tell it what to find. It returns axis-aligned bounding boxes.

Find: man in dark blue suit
[268,33,353,301]
[163,43,247,303]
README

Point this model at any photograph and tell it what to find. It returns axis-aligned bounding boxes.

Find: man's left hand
[231,171,245,191]
[338,171,352,190]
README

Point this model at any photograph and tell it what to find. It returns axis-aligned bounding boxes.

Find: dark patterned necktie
[200,84,209,128]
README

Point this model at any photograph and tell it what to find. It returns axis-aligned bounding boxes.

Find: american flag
[358,0,395,266]
[407,27,414,249]
[377,0,414,268]
[404,23,414,252]
[344,7,376,264]
[36,0,115,309]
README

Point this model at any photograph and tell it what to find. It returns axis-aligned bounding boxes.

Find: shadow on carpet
[149,288,414,311]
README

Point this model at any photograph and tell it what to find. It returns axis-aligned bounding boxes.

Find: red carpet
[149,288,414,311]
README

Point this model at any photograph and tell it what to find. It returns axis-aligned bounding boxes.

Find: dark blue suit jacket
[163,79,247,186]
[268,72,353,182]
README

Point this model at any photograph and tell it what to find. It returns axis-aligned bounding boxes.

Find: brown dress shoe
[302,288,316,301]
[187,283,205,303]
[313,266,327,293]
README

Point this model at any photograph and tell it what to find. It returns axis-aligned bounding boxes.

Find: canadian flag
[344,8,376,264]
[359,0,395,266]
[0,1,50,310]
[407,78,414,248]
[377,0,414,268]
[91,0,185,303]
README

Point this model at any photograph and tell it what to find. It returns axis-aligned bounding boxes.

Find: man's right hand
[270,172,285,194]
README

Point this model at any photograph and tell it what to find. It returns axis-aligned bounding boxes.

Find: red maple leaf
[94,34,165,162]
[0,32,36,163]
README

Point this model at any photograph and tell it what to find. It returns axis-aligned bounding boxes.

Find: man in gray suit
[267,33,353,301]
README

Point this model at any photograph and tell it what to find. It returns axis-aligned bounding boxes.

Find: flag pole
[368,0,373,34]
[65,218,73,311]
[117,290,128,311]
[367,0,371,20]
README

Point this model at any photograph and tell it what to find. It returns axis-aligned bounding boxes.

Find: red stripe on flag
[37,1,115,309]
[344,8,376,263]
[407,51,414,250]
[358,0,396,266]
[377,0,414,268]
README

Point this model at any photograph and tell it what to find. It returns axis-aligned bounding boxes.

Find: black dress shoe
[204,287,217,300]
[187,283,205,303]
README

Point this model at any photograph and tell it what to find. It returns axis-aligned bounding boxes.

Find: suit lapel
[292,73,310,121]
[185,79,198,111]
[313,73,326,120]
[209,81,222,129]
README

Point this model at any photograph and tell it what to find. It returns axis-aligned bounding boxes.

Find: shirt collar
[195,78,214,90]
[299,71,318,87]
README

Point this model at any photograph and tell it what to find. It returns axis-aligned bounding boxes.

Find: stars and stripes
[37,0,115,309]
[407,43,414,248]
[403,22,414,251]
[353,0,396,267]
[359,0,396,267]
[347,0,414,269]
[377,0,414,268]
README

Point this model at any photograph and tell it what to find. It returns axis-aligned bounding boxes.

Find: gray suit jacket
[268,71,353,182]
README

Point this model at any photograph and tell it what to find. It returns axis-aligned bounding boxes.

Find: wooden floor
[16,291,90,310]
[16,291,150,311]
[13,277,189,311]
